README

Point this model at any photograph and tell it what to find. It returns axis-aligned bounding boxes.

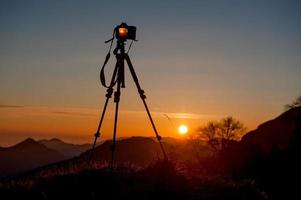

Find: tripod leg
[89,93,111,165]
[124,54,168,160]
[110,78,122,170]
[89,59,120,165]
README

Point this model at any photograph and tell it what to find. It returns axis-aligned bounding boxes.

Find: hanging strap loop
[100,30,115,88]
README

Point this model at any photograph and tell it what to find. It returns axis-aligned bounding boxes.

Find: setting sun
[178,125,188,135]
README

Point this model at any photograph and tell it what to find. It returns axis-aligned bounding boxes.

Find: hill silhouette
[39,138,91,158]
[0,138,65,178]
[80,136,210,167]
[219,106,301,200]
[241,106,301,153]
[84,137,162,166]
[221,106,301,168]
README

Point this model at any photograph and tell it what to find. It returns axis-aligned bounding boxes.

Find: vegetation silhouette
[0,159,266,200]
[195,116,246,153]
[285,94,301,110]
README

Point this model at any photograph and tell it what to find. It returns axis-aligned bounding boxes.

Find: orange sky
[0,106,215,146]
[0,105,279,146]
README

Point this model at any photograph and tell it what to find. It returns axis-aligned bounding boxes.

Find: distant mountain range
[78,136,210,167]
[39,138,91,157]
[0,138,65,177]
[0,136,207,178]
[0,138,98,177]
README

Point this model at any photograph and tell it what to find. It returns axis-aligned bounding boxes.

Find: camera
[115,23,136,40]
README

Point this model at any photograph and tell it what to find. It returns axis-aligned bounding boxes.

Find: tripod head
[113,38,126,55]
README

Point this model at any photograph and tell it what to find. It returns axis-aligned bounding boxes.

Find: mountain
[0,138,65,177]
[235,106,301,199]
[80,136,210,166]
[0,136,209,178]
[222,106,301,167]
[241,106,301,153]
[82,137,163,166]
[39,138,91,158]
[213,107,301,199]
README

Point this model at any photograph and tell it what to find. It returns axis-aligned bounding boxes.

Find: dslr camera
[115,23,136,40]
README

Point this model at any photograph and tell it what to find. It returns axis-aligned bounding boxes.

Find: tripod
[89,38,167,169]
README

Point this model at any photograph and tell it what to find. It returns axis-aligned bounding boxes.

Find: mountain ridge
[0,138,66,177]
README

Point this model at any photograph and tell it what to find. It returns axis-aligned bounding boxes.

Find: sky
[0,0,300,146]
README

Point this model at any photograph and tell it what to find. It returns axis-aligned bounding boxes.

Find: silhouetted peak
[38,138,92,157]
[18,138,37,146]
[39,138,67,146]
[10,138,48,151]
[49,138,64,143]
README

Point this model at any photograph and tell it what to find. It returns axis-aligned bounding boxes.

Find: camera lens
[118,28,128,38]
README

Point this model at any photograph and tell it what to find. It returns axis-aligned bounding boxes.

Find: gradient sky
[1,0,300,146]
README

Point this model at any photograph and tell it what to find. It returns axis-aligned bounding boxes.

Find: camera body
[115,23,136,40]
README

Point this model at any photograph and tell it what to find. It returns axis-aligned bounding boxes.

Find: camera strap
[100,31,115,88]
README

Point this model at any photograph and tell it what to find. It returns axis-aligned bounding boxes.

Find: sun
[178,125,188,135]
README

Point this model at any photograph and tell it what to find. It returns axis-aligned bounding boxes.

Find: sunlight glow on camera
[118,27,128,37]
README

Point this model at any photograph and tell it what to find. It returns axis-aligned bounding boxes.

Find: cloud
[0,105,24,108]
[48,108,214,120]
[51,111,96,117]
[119,110,217,120]
[0,105,217,121]
[159,112,209,120]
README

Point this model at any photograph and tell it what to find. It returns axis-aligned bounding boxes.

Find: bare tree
[218,116,246,151]
[285,95,301,110]
[196,122,220,152]
[196,116,246,152]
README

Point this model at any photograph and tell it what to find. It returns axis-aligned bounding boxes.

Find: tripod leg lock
[105,88,114,98]
[138,89,146,99]
[94,132,100,138]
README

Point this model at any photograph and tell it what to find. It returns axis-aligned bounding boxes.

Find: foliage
[196,116,246,152]
[285,95,301,110]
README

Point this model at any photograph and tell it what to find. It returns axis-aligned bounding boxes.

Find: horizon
[1,0,300,146]
[0,106,291,147]
[1,134,189,148]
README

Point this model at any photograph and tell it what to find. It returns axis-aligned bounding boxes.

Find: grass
[0,159,267,200]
